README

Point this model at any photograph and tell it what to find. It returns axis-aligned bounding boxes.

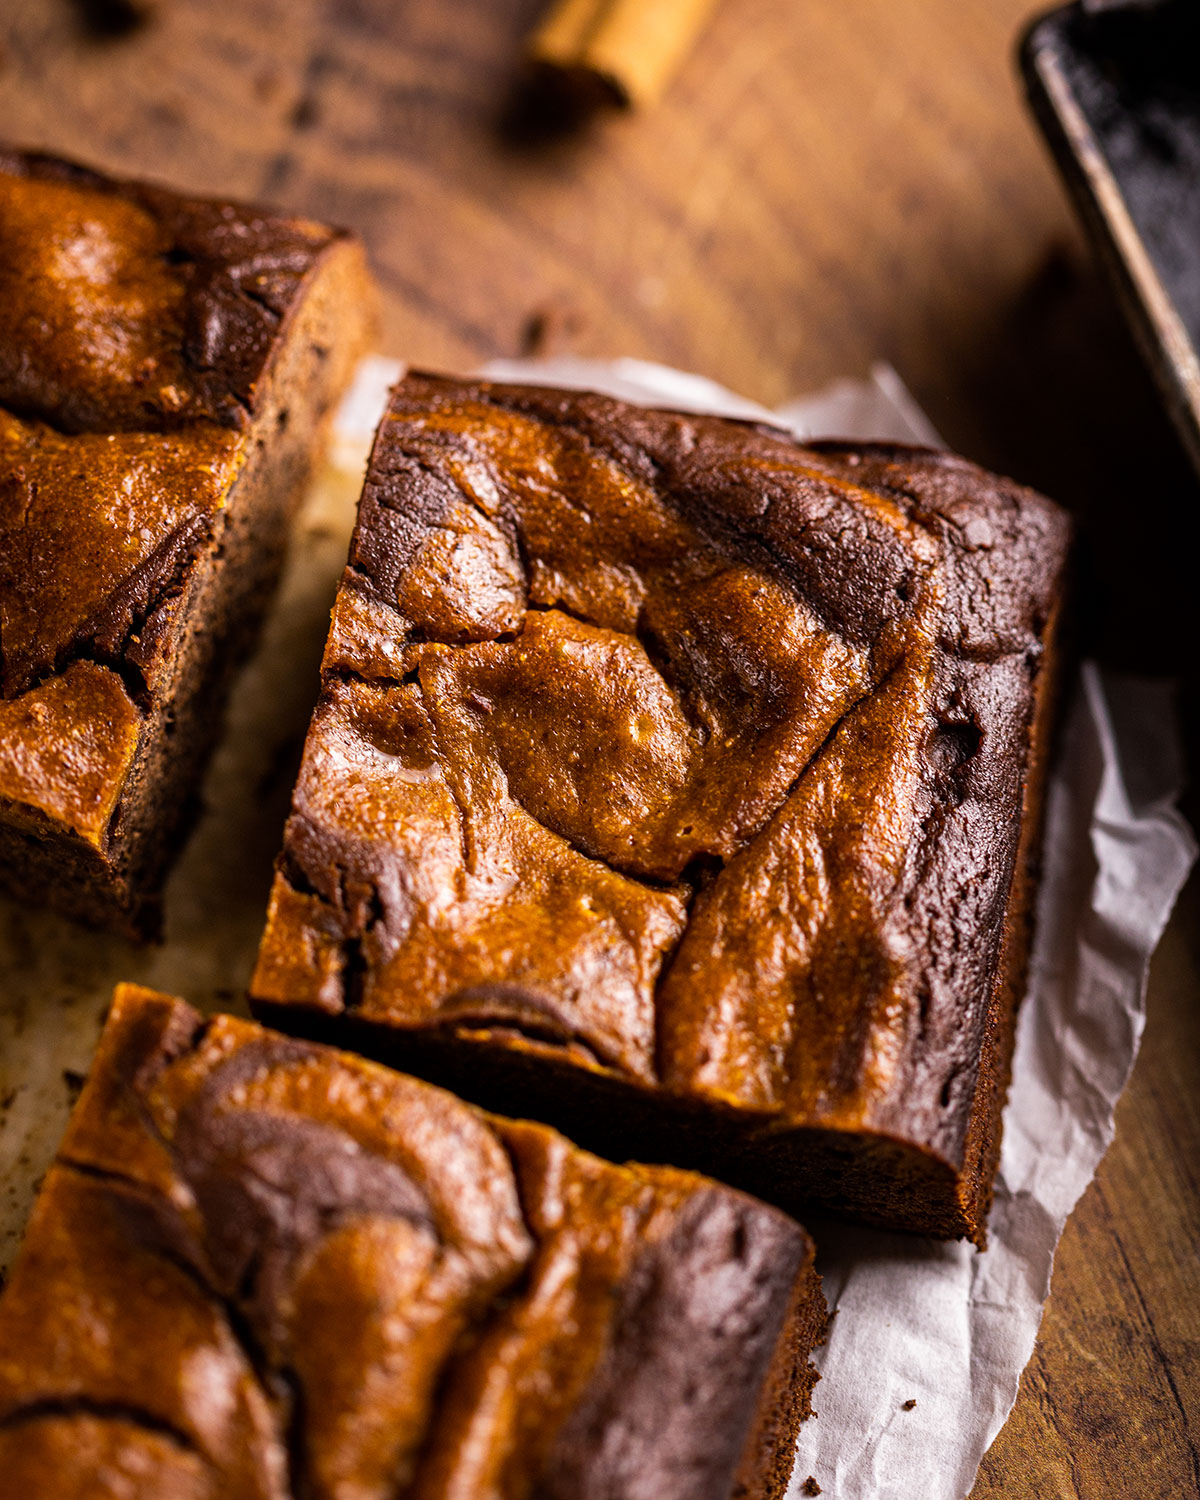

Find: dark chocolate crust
[0,985,824,1500]
[251,373,1071,1243]
[0,147,373,934]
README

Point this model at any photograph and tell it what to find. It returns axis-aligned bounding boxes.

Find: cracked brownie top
[0,150,349,848]
[252,373,1069,1170]
[0,984,821,1500]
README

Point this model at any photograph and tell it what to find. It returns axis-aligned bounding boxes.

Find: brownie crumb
[520,302,588,358]
[62,1069,87,1103]
[802,1478,822,1496]
[902,1398,917,1410]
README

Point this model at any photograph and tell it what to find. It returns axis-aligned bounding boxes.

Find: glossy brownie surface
[0,149,343,434]
[0,149,365,925]
[252,373,1071,1239]
[0,985,821,1500]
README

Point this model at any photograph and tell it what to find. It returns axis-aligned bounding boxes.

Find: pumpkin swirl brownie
[0,984,826,1500]
[0,148,372,935]
[250,373,1070,1244]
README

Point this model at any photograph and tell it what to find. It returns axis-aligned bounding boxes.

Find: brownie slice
[0,984,826,1500]
[250,373,1070,1244]
[0,148,373,936]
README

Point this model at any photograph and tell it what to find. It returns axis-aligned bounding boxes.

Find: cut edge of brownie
[731,1253,828,1500]
[246,998,957,1238]
[949,588,1069,1244]
[0,199,372,937]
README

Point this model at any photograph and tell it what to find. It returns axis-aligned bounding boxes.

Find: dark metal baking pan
[1021,1,1200,478]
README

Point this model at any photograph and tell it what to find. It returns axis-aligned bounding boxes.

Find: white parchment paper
[1,354,1193,1499]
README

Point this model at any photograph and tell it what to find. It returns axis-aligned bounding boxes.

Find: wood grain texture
[2,1,1198,1495]
[976,874,1200,1500]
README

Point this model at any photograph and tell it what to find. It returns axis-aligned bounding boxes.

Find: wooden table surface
[2,1,1198,1495]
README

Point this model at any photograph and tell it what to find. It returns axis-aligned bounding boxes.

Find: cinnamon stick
[528,0,720,108]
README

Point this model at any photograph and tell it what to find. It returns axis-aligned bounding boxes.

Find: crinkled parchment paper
[1,354,1194,1500]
